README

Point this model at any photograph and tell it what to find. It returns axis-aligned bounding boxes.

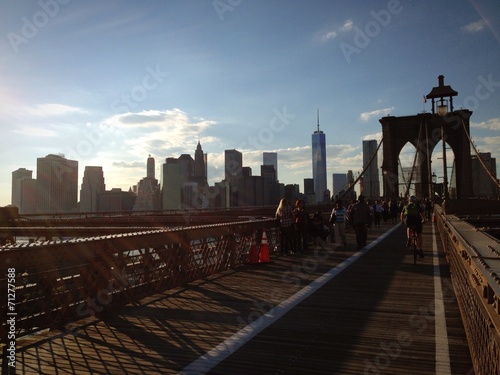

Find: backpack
[404,203,419,219]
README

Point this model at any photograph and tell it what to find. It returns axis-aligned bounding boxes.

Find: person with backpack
[350,195,372,249]
[401,196,426,258]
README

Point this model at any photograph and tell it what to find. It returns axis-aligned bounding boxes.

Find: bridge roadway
[12,220,474,374]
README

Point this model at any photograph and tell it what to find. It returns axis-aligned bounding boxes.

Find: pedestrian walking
[329,199,347,247]
[350,195,372,249]
[275,198,296,255]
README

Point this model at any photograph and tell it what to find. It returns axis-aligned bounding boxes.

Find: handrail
[435,206,500,374]
[0,219,279,342]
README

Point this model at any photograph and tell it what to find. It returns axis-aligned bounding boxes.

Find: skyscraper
[161,143,210,210]
[225,149,242,182]
[162,157,182,210]
[263,152,278,181]
[312,109,327,203]
[332,173,347,198]
[37,154,78,213]
[362,140,380,199]
[80,166,105,212]
[194,141,208,186]
[471,152,498,197]
[134,155,160,211]
[11,168,32,211]
[147,154,155,179]
[225,149,243,207]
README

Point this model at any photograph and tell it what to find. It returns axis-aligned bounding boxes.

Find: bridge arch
[380,110,473,200]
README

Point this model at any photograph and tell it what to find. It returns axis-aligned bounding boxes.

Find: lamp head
[437,105,447,117]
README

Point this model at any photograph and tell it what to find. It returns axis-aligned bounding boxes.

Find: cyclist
[401,196,426,258]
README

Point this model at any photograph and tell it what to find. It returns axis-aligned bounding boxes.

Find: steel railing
[0,219,279,342]
[435,206,500,375]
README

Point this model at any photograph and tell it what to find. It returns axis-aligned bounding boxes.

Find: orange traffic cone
[259,227,271,263]
[248,232,259,264]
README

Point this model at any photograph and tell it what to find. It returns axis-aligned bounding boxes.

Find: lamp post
[437,99,449,201]
[426,75,457,203]
[431,172,437,203]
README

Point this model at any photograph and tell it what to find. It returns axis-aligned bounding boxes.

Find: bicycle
[408,226,419,265]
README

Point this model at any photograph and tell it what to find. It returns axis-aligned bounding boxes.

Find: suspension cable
[338,135,383,201]
[403,122,423,197]
[399,157,407,186]
[462,118,500,189]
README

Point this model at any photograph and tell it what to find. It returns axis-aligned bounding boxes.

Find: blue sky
[1,0,499,206]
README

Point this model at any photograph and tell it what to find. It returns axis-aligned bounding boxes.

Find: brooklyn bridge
[1,76,500,374]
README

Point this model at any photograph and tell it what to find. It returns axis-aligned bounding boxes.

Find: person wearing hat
[350,195,372,249]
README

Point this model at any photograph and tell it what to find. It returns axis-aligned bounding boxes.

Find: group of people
[275,194,429,255]
[275,198,332,255]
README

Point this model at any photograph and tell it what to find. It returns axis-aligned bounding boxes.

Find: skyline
[1,1,500,206]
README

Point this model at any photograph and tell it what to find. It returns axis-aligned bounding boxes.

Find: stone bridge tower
[380,76,473,201]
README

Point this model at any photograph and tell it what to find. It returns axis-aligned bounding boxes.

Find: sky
[1,0,499,207]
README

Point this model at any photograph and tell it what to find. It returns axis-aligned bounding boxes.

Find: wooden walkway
[11,221,474,374]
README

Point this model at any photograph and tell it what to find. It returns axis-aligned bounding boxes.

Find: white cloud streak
[25,103,87,117]
[471,118,500,131]
[359,107,395,122]
[320,19,353,42]
[462,19,486,33]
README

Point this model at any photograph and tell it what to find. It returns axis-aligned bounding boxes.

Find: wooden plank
[4,222,474,374]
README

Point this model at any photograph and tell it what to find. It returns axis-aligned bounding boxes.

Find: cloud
[101,108,217,154]
[471,118,500,131]
[322,30,338,41]
[319,19,353,42]
[25,103,87,117]
[473,135,500,151]
[340,20,354,32]
[363,132,383,141]
[462,19,486,33]
[360,107,395,122]
[12,126,58,137]
[112,160,145,169]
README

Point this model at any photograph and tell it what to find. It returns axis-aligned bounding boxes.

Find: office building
[332,173,347,199]
[134,155,161,211]
[36,154,78,213]
[162,158,182,210]
[80,166,105,212]
[312,110,327,203]
[11,168,33,212]
[225,149,243,182]
[261,164,279,205]
[400,166,420,198]
[97,188,136,212]
[362,140,380,200]
[472,152,498,197]
[194,141,208,186]
[161,143,210,210]
[225,149,243,207]
[263,152,278,180]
